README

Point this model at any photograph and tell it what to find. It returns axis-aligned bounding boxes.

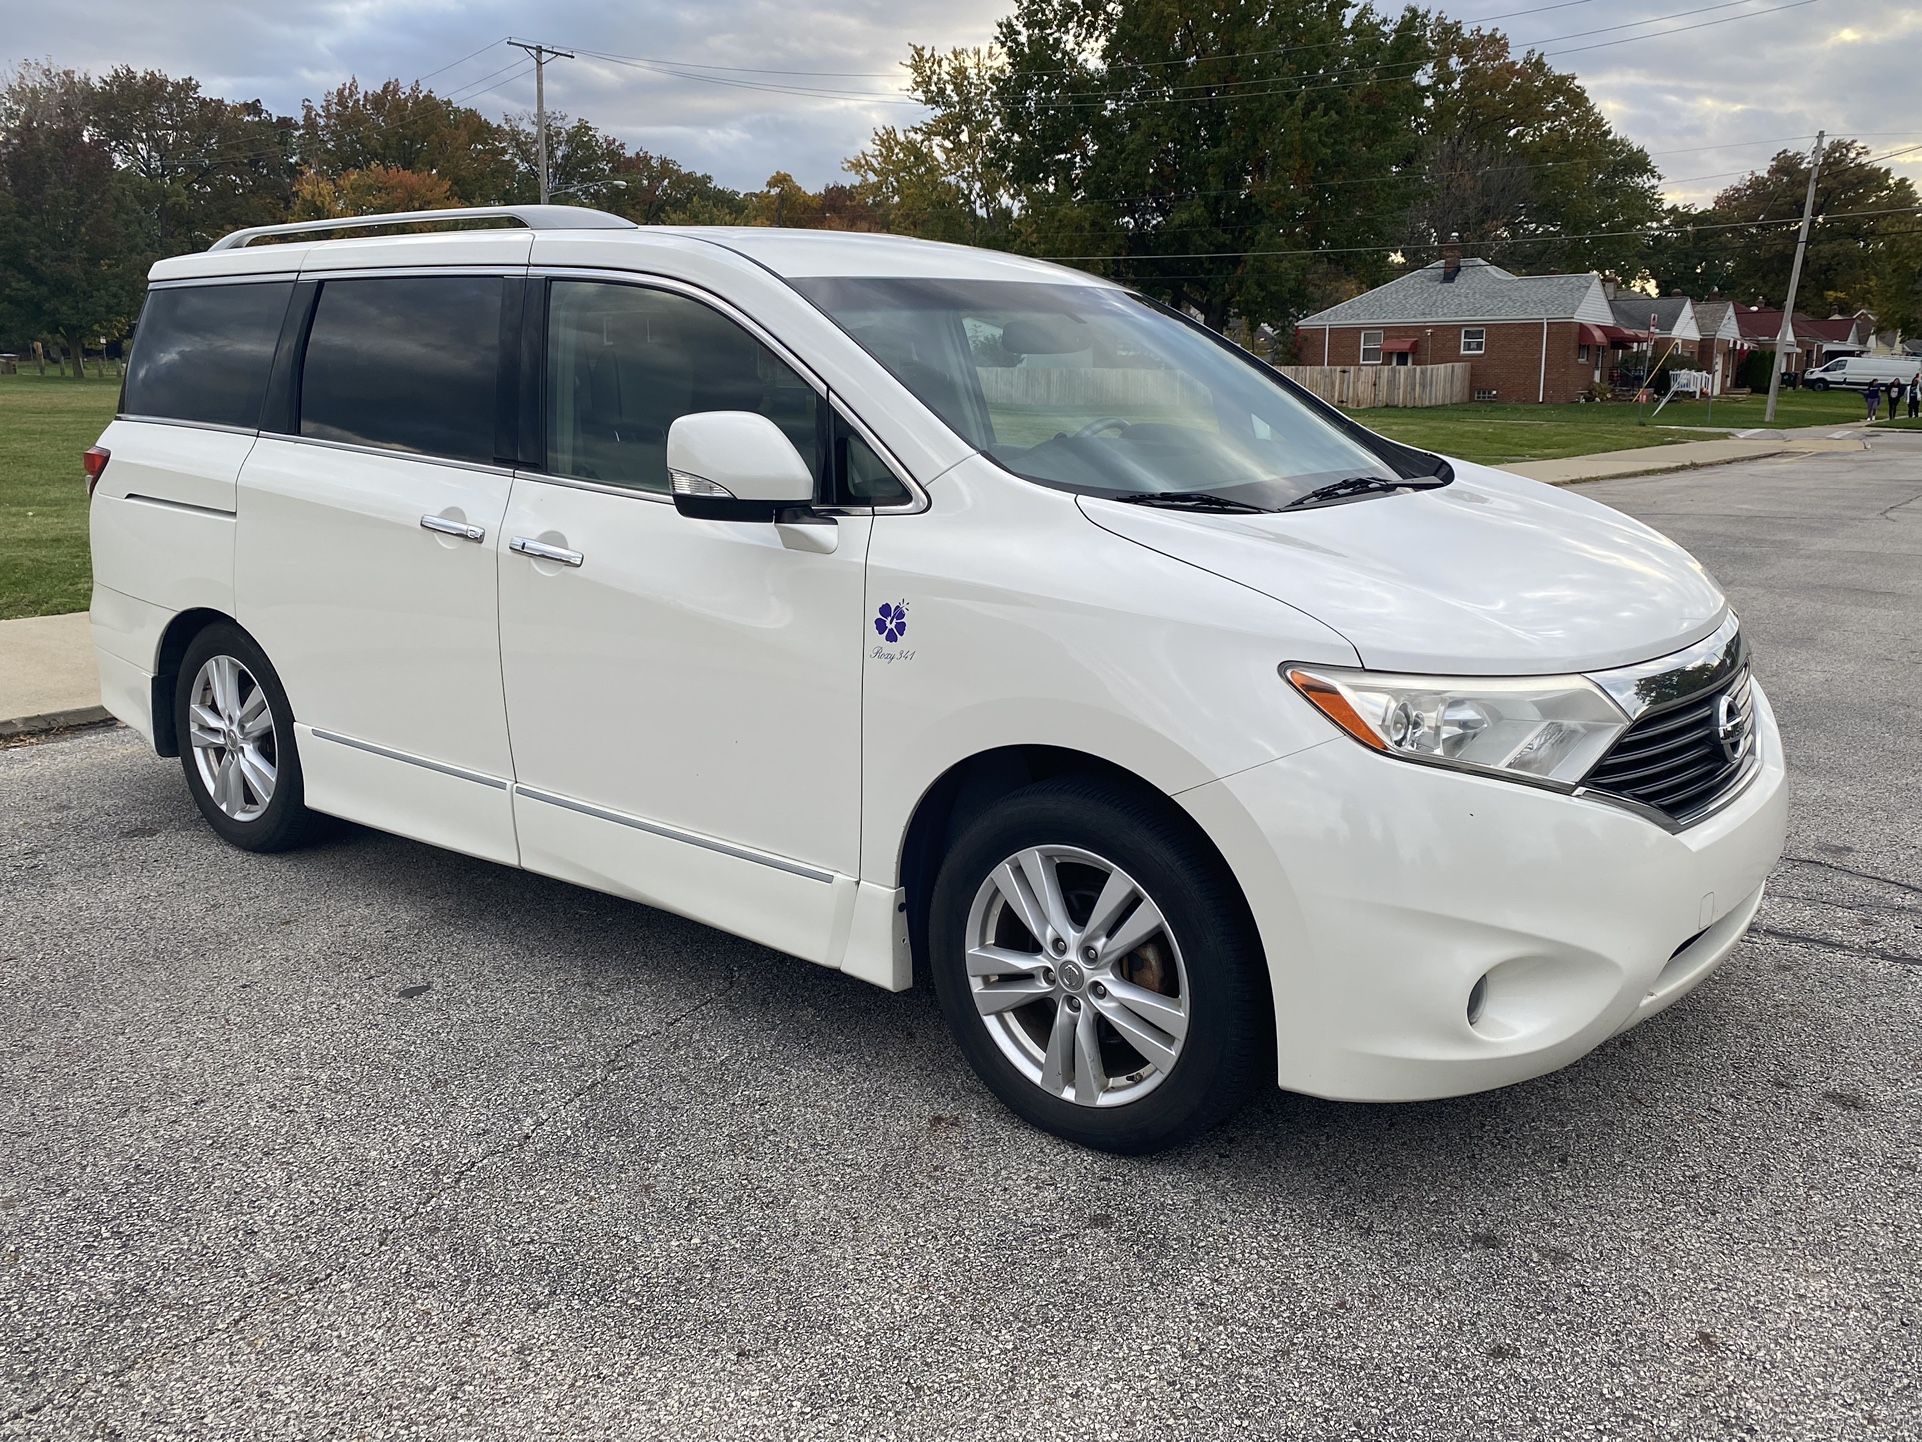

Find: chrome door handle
[509,536,584,567]
[420,514,485,542]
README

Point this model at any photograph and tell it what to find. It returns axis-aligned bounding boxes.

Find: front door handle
[509,536,584,567]
[421,514,486,542]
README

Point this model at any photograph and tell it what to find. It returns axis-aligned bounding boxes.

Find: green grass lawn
[1354,389,1870,466]
[0,370,119,620]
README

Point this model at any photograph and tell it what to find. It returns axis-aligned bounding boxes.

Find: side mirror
[668,411,815,522]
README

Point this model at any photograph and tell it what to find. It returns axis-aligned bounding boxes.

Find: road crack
[0,989,723,1430]
[1780,855,1922,898]
[1751,925,1922,968]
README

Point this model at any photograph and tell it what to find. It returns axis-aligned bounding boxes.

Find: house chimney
[1442,233,1461,283]
[1602,276,1619,300]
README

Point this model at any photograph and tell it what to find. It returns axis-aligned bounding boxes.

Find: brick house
[1295,251,1633,404]
[1690,300,1742,394]
[1733,308,1823,380]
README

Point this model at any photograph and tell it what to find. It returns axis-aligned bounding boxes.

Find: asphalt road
[4,436,1919,1441]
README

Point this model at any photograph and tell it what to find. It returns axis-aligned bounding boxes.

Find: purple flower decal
[874,601,909,642]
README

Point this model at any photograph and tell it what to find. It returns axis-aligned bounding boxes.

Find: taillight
[83,445,110,497]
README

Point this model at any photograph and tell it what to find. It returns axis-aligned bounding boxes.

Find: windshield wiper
[1281,474,1448,511]
[1107,489,1269,513]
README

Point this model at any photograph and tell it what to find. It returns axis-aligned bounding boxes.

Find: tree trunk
[62,334,85,380]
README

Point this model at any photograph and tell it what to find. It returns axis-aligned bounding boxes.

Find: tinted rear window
[299,276,503,464]
[122,282,292,428]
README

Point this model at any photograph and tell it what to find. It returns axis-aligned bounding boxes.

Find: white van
[1804,354,1922,391]
[88,206,1787,1152]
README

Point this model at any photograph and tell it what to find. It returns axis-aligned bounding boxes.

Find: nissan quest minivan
[87,206,1787,1153]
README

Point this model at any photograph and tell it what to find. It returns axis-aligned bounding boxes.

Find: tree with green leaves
[300,79,515,203]
[0,64,147,375]
[975,0,1431,330]
[1655,140,1919,315]
[500,112,625,204]
[613,148,749,225]
[84,66,295,255]
[1408,22,1663,279]
[848,46,1015,245]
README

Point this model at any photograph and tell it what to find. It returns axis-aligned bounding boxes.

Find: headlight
[1284,664,1630,787]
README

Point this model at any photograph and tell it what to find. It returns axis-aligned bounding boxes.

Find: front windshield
[790,276,1426,509]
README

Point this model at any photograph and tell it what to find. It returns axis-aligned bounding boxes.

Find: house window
[1473,388,1498,402]
[1461,327,1486,356]
[1360,330,1383,365]
[1578,343,1591,363]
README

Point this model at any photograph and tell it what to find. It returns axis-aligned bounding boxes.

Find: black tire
[928,776,1269,1154]
[173,623,323,853]
[1808,379,1828,391]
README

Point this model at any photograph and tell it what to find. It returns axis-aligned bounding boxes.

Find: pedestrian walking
[1911,377,1920,419]
[1865,379,1883,421]
[1890,378,1908,422]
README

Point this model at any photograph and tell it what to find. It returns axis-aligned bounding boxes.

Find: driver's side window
[545,280,824,494]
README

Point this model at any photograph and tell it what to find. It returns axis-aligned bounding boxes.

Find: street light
[548,179,628,202]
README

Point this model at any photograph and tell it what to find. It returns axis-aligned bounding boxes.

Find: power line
[1031,0,1764,107]
[449,63,534,105]
[442,58,531,103]
[559,0,1604,82]
[414,38,507,85]
[1030,0,1823,111]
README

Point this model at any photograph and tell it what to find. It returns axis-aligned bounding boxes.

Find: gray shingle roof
[1609,295,1695,338]
[1692,300,1739,342]
[1298,258,1613,327]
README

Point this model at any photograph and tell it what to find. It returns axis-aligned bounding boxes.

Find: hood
[1079,459,1726,675]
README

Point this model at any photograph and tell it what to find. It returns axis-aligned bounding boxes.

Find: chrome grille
[1583,665,1756,823]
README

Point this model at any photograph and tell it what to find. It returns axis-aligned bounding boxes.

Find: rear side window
[299,276,503,464]
[123,281,292,428]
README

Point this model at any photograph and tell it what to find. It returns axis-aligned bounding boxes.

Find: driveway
[3,438,1919,1440]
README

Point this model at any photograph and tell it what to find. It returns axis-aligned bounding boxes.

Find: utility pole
[1765,129,1824,425]
[508,39,573,205]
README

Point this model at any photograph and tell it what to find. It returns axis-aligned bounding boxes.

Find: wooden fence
[1276,363,1472,409]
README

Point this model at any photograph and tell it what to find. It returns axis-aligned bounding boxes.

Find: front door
[497,277,870,964]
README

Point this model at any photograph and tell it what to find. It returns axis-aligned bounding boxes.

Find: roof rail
[207,204,637,252]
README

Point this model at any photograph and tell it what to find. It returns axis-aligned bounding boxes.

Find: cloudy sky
[7,0,1916,206]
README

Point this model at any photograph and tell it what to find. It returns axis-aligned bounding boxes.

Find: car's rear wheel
[929,777,1267,1153]
[174,624,322,852]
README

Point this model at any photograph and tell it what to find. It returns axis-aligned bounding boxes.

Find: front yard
[0,371,118,620]
[1355,389,1871,465]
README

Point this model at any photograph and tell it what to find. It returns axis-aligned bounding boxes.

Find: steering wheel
[1069,416,1133,440]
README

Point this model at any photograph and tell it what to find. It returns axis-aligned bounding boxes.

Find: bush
[1737,350,1776,392]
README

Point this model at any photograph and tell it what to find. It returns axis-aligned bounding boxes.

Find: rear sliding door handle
[420,514,485,542]
[509,536,584,567]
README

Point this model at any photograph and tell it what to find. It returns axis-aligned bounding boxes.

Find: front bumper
[1179,680,1788,1102]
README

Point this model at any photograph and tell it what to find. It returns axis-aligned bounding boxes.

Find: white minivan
[88,206,1787,1153]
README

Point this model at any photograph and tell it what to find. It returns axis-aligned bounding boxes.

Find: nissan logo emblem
[1715,690,1753,765]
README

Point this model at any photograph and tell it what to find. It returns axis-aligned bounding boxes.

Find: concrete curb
[0,706,114,742]
[0,707,114,745]
[1543,449,1795,486]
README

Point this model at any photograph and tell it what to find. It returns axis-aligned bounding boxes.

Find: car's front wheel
[929,777,1268,1153]
[174,623,323,852]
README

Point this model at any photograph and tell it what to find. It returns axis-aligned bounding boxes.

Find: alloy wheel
[964,846,1190,1108]
[187,654,278,822]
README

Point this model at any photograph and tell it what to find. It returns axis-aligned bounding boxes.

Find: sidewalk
[0,612,107,738]
[1508,431,1869,485]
